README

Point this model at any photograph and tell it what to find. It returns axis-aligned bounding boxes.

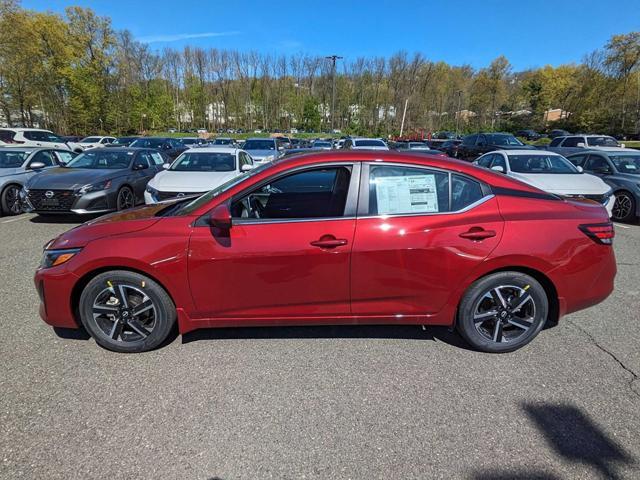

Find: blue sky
[22,0,640,71]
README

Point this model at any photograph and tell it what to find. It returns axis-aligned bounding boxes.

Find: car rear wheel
[456,272,548,353]
[1,184,22,216]
[116,186,134,211]
[79,271,176,353]
[612,191,636,223]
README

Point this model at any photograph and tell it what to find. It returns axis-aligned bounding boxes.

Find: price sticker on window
[375,174,439,214]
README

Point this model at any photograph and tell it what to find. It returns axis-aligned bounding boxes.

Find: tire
[116,186,135,211]
[612,191,636,223]
[78,270,176,353]
[1,184,23,216]
[456,272,549,353]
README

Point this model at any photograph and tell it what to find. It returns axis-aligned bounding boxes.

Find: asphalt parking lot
[1,214,639,480]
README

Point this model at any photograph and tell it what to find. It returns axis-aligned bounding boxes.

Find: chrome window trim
[233,216,356,226]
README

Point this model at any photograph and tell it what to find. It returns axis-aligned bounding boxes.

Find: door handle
[310,236,348,249]
[459,228,496,241]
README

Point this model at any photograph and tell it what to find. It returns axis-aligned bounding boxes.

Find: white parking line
[613,223,630,229]
[1,216,28,224]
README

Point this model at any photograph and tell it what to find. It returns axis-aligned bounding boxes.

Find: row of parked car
[1,126,638,224]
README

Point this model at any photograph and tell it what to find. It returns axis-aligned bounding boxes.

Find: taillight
[579,223,615,245]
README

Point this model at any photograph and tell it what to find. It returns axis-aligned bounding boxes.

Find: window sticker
[375,174,439,214]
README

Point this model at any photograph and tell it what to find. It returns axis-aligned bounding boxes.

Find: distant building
[544,108,570,123]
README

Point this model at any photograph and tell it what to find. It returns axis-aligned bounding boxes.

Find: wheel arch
[70,265,176,327]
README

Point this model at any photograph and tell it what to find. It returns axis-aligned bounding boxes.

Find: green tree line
[1,0,639,136]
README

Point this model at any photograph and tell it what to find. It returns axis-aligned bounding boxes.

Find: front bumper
[34,266,81,329]
[22,188,116,215]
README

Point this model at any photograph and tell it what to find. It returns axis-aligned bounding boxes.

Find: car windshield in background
[509,155,578,174]
[313,141,332,147]
[355,140,386,147]
[244,140,275,150]
[171,152,236,172]
[66,150,133,169]
[130,138,165,148]
[113,137,136,144]
[487,134,523,146]
[80,137,101,143]
[587,137,618,147]
[180,138,199,144]
[610,155,640,174]
[169,162,273,216]
[0,151,29,168]
[212,139,232,145]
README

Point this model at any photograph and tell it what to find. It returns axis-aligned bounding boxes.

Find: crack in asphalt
[566,318,640,400]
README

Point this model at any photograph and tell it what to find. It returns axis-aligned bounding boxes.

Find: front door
[188,163,359,319]
[351,163,504,318]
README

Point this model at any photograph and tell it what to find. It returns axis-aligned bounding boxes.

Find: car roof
[181,147,239,154]
[0,127,53,132]
[0,146,40,151]
[246,137,275,141]
[493,149,562,156]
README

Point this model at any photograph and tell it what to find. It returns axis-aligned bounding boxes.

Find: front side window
[171,152,236,172]
[30,150,56,167]
[508,154,577,174]
[150,152,165,165]
[462,135,477,146]
[568,154,587,167]
[491,155,507,171]
[231,167,351,220]
[477,154,494,168]
[549,138,563,147]
[55,151,76,164]
[584,155,611,172]
[66,150,134,169]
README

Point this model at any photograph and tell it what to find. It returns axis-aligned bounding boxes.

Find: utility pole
[326,55,343,133]
[455,90,463,136]
[399,99,409,138]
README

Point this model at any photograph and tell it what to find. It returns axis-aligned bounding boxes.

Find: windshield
[243,139,275,150]
[213,138,232,145]
[610,155,640,174]
[170,162,273,216]
[313,141,332,147]
[130,138,166,148]
[171,152,236,172]
[0,151,29,168]
[587,136,619,147]
[80,137,101,143]
[509,154,578,174]
[113,137,135,144]
[180,138,199,144]
[66,150,133,169]
[487,134,524,146]
[355,139,386,147]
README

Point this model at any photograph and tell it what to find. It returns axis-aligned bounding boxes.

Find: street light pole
[326,55,343,133]
[455,90,463,136]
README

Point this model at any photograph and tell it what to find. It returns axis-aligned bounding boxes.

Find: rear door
[351,162,504,318]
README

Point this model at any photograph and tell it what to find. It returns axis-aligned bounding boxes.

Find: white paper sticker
[375,174,439,214]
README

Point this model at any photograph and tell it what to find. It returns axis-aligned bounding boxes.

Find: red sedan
[34,151,616,353]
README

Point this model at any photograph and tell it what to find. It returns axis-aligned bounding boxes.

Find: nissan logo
[44,191,54,199]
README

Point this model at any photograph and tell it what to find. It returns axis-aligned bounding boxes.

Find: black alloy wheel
[612,191,636,223]
[116,186,135,211]
[1,185,22,216]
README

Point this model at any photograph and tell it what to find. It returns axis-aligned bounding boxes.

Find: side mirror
[210,203,232,229]
[491,165,505,173]
[133,163,148,170]
[576,166,584,173]
[29,161,46,170]
[162,163,171,169]
[576,142,585,148]
[240,164,253,172]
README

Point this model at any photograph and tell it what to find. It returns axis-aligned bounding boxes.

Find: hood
[352,146,389,151]
[509,172,610,194]
[246,149,277,159]
[26,167,125,190]
[0,167,22,178]
[48,203,169,249]
[149,170,239,192]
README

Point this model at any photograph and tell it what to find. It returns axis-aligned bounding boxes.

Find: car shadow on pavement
[182,324,472,349]
[29,214,101,224]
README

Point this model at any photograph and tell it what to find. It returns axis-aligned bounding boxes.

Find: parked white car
[68,136,116,152]
[341,137,389,150]
[475,150,615,216]
[144,147,254,204]
[0,128,71,150]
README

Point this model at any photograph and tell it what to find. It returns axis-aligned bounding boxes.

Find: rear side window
[367,165,485,216]
[562,137,583,147]
[23,131,43,141]
[0,129,16,143]
[549,138,563,147]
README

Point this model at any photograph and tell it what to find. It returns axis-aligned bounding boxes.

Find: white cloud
[138,31,240,43]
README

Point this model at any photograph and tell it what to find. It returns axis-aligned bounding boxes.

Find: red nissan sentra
[34,151,616,353]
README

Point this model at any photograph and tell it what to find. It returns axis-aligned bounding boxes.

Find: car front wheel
[116,186,135,211]
[1,184,22,216]
[79,271,176,352]
[456,272,549,353]
[612,191,636,223]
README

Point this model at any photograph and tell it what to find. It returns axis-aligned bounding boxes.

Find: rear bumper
[34,267,80,329]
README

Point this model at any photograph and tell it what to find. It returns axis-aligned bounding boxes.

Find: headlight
[146,185,158,195]
[77,180,112,195]
[40,248,82,269]
[19,186,29,200]
[263,155,274,162]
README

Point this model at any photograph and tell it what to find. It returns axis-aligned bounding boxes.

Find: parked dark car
[21,148,166,215]
[549,129,571,139]
[61,135,84,143]
[515,129,541,141]
[456,133,535,161]
[567,149,640,222]
[129,137,187,160]
[106,136,140,147]
[438,139,463,157]
[179,137,208,147]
